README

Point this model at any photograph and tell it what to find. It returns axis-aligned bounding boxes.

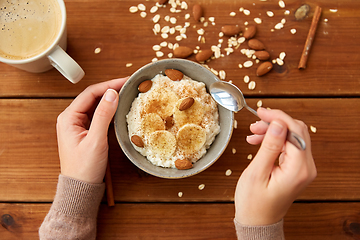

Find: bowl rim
[114,58,234,179]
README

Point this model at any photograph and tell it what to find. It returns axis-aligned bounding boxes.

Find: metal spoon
[210,81,306,150]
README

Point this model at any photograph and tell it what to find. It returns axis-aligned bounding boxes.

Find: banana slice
[142,87,179,120]
[141,113,165,137]
[173,98,204,127]
[176,124,206,155]
[148,130,177,157]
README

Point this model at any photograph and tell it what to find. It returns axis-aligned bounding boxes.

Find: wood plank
[0,0,360,97]
[0,98,359,202]
[0,202,359,239]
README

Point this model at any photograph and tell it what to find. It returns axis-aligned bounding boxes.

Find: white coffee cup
[0,0,84,84]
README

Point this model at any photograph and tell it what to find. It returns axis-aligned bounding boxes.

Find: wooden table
[1,0,359,239]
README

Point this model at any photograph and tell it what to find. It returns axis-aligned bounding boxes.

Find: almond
[221,25,241,36]
[173,46,193,58]
[138,80,152,93]
[158,0,168,5]
[254,51,270,60]
[195,49,213,62]
[175,159,193,170]
[243,25,257,39]
[193,4,203,22]
[248,39,265,50]
[131,135,144,148]
[179,97,194,111]
[165,69,184,81]
[256,61,273,76]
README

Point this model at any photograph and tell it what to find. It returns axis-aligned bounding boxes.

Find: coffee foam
[0,0,62,60]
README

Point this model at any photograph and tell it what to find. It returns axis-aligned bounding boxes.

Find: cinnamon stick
[298,6,322,69]
[105,162,115,207]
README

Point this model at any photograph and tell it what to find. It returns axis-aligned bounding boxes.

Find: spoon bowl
[210,81,306,151]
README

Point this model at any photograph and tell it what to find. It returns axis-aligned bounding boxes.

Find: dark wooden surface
[1,0,360,239]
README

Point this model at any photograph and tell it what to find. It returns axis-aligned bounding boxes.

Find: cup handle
[48,45,85,84]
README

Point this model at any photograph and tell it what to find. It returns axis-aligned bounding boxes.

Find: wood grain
[1,202,359,239]
[0,98,359,202]
[0,0,359,97]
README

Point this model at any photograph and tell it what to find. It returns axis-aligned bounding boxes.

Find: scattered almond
[195,49,213,62]
[175,159,193,170]
[173,46,193,58]
[243,25,256,39]
[179,97,195,111]
[193,4,203,22]
[138,80,152,93]
[248,39,265,50]
[221,25,241,36]
[131,135,144,148]
[256,61,273,76]
[254,51,270,60]
[165,69,184,81]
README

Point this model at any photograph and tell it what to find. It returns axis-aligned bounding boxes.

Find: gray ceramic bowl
[114,59,234,178]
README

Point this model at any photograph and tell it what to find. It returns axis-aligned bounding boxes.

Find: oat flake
[178,192,183,197]
[248,81,256,90]
[310,126,317,133]
[94,47,101,54]
[198,184,205,190]
[225,169,232,176]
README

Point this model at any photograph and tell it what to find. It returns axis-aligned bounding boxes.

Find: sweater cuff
[234,218,285,240]
[51,174,106,219]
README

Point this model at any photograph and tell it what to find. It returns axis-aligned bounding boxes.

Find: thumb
[88,89,119,141]
[251,120,287,177]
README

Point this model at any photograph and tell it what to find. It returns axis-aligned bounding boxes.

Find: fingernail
[270,121,284,136]
[250,121,260,127]
[104,89,118,102]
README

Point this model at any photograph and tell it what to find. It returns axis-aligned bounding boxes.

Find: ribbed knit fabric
[39,174,105,240]
[234,218,285,240]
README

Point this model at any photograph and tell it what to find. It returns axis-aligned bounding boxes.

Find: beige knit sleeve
[39,174,105,240]
[234,218,285,240]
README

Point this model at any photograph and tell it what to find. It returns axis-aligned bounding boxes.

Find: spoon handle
[245,105,306,150]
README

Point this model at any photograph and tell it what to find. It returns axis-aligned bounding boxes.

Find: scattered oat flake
[278,0,285,8]
[275,23,284,29]
[279,52,286,60]
[153,14,160,23]
[284,10,290,15]
[234,119,238,129]
[291,28,297,34]
[329,9,338,13]
[126,63,133,67]
[137,4,146,11]
[243,9,250,15]
[225,169,232,176]
[150,6,158,13]
[243,61,253,68]
[266,11,274,17]
[94,47,101,54]
[232,148,236,154]
[248,81,256,90]
[276,58,284,66]
[247,154,253,160]
[310,126,317,133]
[209,17,215,22]
[230,12,236,16]
[254,18,262,24]
[244,75,250,83]
[178,192,183,197]
[324,18,329,22]
[281,18,286,24]
[140,12,147,18]
[239,7,244,12]
[129,6,138,13]
[257,100,263,107]
[219,70,226,80]
[198,184,205,190]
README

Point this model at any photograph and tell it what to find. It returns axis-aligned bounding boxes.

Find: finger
[68,77,128,114]
[87,89,119,141]
[250,121,269,135]
[250,120,287,178]
[246,134,264,145]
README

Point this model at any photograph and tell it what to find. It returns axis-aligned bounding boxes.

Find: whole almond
[179,97,194,111]
[195,49,213,62]
[221,25,241,36]
[248,39,265,50]
[165,69,184,81]
[138,80,152,93]
[131,135,144,148]
[254,51,270,60]
[193,4,203,22]
[158,0,168,4]
[173,46,193,58]
[244,25,257,39]
[256,61,273,76]
[175,159,193,170]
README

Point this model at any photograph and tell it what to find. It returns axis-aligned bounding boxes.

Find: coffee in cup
[0,0,84,83]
